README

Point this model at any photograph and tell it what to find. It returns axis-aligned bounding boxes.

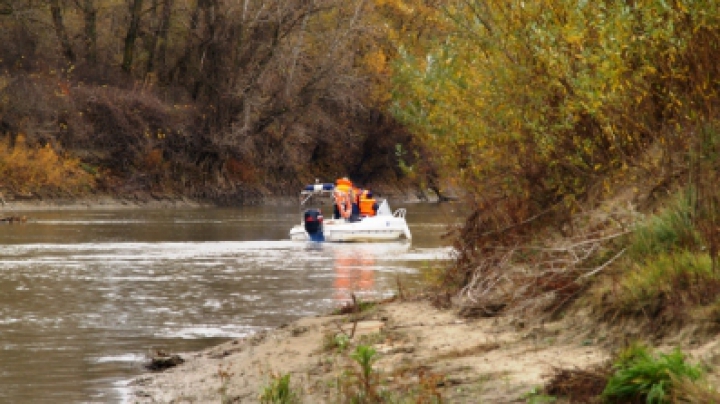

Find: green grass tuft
[602,344,703,404]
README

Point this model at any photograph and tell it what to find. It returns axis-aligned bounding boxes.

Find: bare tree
[0,0,413,198]
[122,0,143,72]
[154,0,173,76]
[49,0,75,62]
[78,0,97,64]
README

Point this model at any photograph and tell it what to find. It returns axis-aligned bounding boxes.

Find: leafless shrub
[0,75,69,145]
[449,205,636,318]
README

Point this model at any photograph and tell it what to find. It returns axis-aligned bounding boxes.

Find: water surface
[0,202,462,403]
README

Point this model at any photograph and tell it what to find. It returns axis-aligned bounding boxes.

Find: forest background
[0,0,441,204]
[0,0,716,213]
[3,0,715,210]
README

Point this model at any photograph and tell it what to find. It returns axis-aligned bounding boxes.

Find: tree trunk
[171,0,200,86]
[122,0,144,73]
[156,0,173,78]
[49,0,75,62]
[145,0,159,75]
[81,0,97,64]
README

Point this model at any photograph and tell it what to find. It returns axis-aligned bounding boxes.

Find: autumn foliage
[393,0,720,209]
[387,0,720,311]
[0,134,94,194]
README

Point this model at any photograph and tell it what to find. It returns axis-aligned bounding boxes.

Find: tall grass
[612,252,720,316]
[692,124,720,270]
[592,190,720,319]
[626,192,702,262]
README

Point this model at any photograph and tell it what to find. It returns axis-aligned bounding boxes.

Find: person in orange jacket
[359,190,378,217]
[334,177,353,219]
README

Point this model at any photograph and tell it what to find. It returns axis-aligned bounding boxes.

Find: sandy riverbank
[127,294,720,403]
[127,299,618,403]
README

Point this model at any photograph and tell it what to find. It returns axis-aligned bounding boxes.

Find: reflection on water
[0,203,462,403]
[331,243,412,302]
[335,248,375,301]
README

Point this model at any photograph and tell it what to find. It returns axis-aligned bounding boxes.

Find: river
[0,202,462,403]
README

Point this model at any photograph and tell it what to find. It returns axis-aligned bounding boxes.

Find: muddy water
[0,202,462,403]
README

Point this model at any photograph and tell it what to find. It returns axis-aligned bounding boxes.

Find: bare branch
[579,248,627,280]
[456,206,637,319]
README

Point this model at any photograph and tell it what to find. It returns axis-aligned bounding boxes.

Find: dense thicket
[391,0,720,296]
[0,0,425,201]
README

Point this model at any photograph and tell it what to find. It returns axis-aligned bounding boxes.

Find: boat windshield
[299,189,335,209]
[376,199,392,216]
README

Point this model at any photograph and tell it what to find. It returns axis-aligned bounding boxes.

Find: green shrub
[333,344,444,403]
[260,373,300,404]
[602,344,703,403]
[332,297,378,316]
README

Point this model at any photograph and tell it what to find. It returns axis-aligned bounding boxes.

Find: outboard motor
[303,209,324,242]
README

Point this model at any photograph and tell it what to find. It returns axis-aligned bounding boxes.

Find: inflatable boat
[289,183,412,242]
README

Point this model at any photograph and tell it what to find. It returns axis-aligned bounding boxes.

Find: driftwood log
[144,354,185,371]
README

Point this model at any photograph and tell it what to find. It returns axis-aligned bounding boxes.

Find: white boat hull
[290,216,411,242]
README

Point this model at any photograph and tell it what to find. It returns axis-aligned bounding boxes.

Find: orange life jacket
[359,193,377,216]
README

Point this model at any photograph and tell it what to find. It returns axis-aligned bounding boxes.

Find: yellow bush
[0,134,95,193]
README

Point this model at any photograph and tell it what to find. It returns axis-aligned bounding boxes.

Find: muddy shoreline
[1,196,209,211]
[0,187,445,212]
